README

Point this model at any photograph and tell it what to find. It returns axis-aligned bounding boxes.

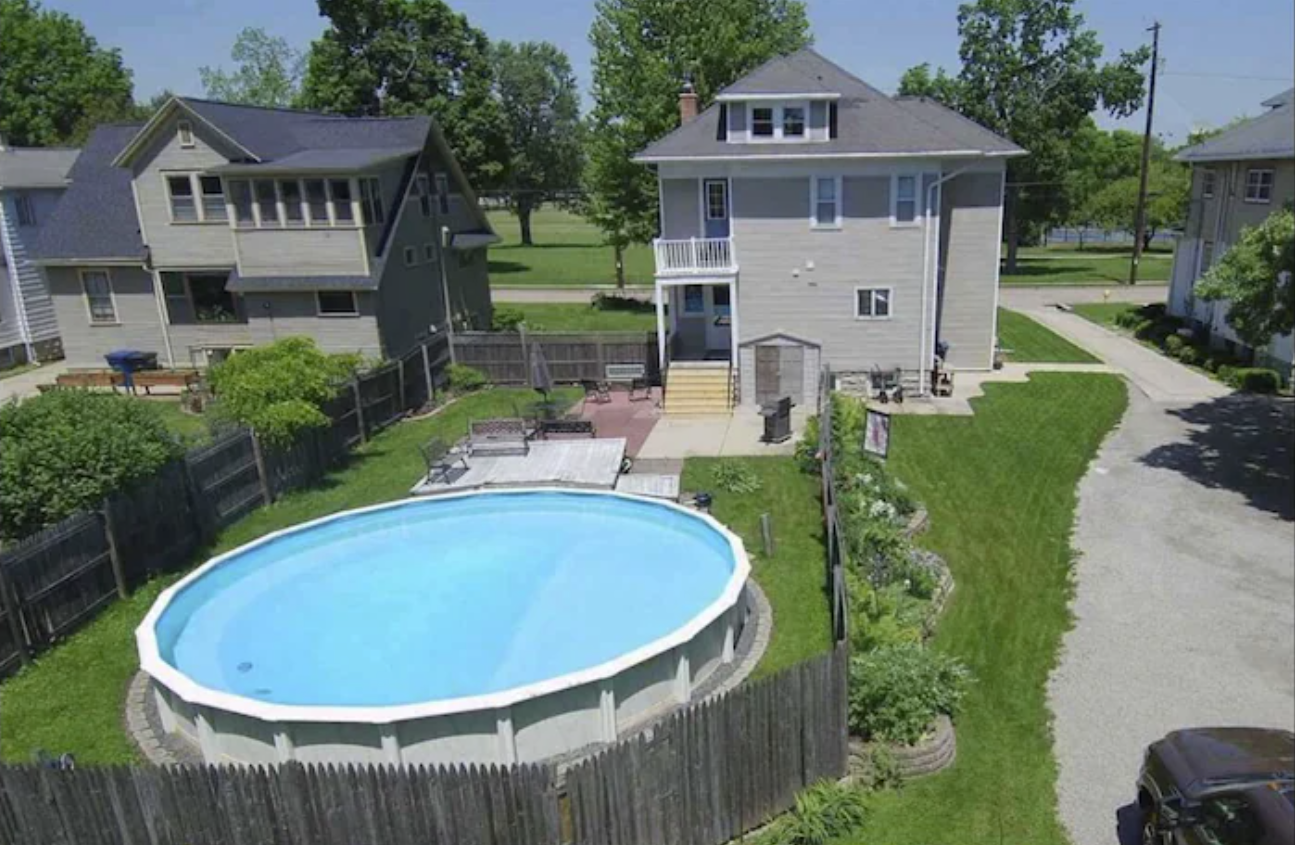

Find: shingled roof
[635,49,1023,162]
[1177,90,1294,163]
[0,147,79,190]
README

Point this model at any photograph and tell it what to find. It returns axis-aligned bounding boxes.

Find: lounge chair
[419,437,469,483]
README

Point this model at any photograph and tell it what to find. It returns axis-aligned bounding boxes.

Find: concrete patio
[410,437,627,495]
[635,406,811,459]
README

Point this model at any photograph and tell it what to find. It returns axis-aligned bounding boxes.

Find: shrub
[208,337,362,447]
[1163,335,1185,355]
[491,305,526,332]
[848,643,971,745]
[1175,345,1200,366]
[794,414,822,473]
[1203,357,1220,374]
[446,363,488,393]
[1218,365,1237,386]
[757,781,868,845]
[0,391,185,541]
[591,292,653,314]
[1234,367,1280,394]
[1114,308,1145,330]
[711,460,762,494]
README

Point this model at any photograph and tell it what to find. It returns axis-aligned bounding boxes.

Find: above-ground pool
[138,489,751,766]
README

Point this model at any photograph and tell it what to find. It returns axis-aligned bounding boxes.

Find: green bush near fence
[0,391,184,542]
[207,337,364,447]
[756,780,869,845]
[847,644,970,745]
[446,363,489,392]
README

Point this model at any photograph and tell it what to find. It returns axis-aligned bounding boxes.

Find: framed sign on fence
[864,408,891,459]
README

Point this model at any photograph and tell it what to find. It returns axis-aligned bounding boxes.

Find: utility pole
[1129,21,1161,285]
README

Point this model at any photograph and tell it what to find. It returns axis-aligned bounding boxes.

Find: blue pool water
[155,492,737,707]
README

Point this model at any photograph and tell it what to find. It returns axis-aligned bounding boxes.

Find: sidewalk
[0,362,66,403]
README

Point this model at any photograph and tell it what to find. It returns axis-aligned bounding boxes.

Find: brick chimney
[678,74,699,125]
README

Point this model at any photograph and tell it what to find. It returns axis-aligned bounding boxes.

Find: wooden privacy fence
[452,331,662,386]
[0,336,452,680]
[566,645,850,845]
[0,761,561,845]
[818,367,849,645]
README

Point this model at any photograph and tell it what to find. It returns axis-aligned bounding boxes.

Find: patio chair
[419,437,468,483]
[581,379,612,406]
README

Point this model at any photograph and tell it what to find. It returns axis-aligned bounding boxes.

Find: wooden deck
[410,438,628,495]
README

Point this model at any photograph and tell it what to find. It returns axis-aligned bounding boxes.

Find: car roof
[1153,728,1295,796]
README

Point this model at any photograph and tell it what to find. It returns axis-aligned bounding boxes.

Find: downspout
[0,197,37,362]
[919,163,977,395]
[438,225,457,363]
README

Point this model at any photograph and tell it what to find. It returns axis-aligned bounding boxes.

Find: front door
[705,284,732,354]
[703,179,730,239]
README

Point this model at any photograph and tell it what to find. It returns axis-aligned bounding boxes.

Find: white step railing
[652,237,738,275]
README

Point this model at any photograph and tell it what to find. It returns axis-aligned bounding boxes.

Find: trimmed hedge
[1232,367,1281,394]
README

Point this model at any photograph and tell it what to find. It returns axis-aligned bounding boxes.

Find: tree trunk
[1078,228,1086,251]
[1003,184,1020,274]
[517,197,535,246]
[1143,229,1154,252]
[614,243,625,289]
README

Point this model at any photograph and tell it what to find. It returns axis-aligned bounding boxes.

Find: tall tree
[1197,209,1295,348]
[897,0,1150,271]
[299,0,507,189]
[586,0,811,285]
[0,0,134,146]
[1083,159,1189,247]
[493,41,583,246]
[199,27,303,108]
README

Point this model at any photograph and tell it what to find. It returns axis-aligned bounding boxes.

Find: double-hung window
[782,106,806,138]
[330,179,355,223]
[855,287,892,320]
[81,270,116,324]
[1244,168,1274,203]
[892,175,918,225]
[416,174,433,217]
[304,179,329,224]
[254,180,281,227]
[279,179,305,226]
[434,173,450,215]
[1201,169,1216,198]
[748,103,809,140]
[360,177,385,225]
[751,107,775,138]
[228,180,254,227]
[167,175,198,222]
[199,176,226,221]
[812,176,841,228]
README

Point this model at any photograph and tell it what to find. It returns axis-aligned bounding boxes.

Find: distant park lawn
[1068,301,1140,329]
[487,208,653,287]
[504,301,657,332]
[1001,247,1173,286]
[996,308,1101,364]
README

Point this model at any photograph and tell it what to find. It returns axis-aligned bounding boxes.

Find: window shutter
[717,104,728,141]
[829,103,838,139]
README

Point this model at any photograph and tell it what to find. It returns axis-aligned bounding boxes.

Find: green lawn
[995,308,1101,364]
[844,374,1128,845]
[0,387,579,765]
[148,399,211,445]
[681,458,833,678]
[506,301,657,332]
[487,208,653,287]
[1002,249,1172,285]
[1069,301,1139,329]
[0,362,40,381]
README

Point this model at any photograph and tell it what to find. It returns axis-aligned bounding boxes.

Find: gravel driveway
[1041,313,1295,845]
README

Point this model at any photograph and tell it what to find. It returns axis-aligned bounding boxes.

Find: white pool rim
[136,486,751,725]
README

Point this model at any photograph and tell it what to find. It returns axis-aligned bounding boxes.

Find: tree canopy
[585,0,811,283]
[299,0,507,189]
[199,27,303,108]
[0,0,135,146]
[897,0,1150,268]
[1197,209,1295,348]
[493,41,583,246]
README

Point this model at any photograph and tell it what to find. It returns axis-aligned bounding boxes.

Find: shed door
[755,345,804,404]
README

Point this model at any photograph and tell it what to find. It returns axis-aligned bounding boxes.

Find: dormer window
[752,107,775,137]
[745,102,812,142]
[177,121,195,148]
[782,107,805,137]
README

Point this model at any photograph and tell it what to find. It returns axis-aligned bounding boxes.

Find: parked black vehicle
[1137,727,1294,845]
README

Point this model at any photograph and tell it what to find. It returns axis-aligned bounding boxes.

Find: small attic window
[178,121,195,148]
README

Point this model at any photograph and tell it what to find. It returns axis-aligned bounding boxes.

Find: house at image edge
[635,48,1025,413]
[30,98,497,369]
[0,140,78,369]
[1168,88,1294,377]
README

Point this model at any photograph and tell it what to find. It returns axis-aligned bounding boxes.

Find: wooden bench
[537,418,596,439]
[55,370,124,389]
[605,363,651,400]
[468,418,529,457]
[132,370,201,394]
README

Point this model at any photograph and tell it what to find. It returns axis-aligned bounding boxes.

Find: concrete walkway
[999,284,1167,310]
[0,362,66,403]
[1037,305,1295,843]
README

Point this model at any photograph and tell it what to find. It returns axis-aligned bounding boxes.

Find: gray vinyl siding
[46,265,167,365]
[937,170,1001,369]
[809,102,828,141]
[0,266,21,351]
[661,179,699,238]
[732,175,926,373]
[375,175,448,356]
[1,189,63,346]
[130,113,240,268]
[235,227,369,276]
[445,248,492,330]
[243,291,382,359]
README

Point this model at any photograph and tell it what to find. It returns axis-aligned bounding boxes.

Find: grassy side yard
[1001,249,1172,285]
[681,458,833,678]
[148,399,211,445]
[487,208,653,287]
[0,387,579,765]
[1069,301,1139,329]
[996,308,1101,364]
[505,301,656,332]
[846,374,1127,845]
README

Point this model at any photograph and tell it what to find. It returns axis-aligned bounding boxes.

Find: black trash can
[759,396,793,443]
[104,349,158,393]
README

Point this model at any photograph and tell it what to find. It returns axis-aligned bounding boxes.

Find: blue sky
[48,0,1295,145]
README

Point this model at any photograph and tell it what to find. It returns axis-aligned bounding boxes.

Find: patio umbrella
[530,341,553,399]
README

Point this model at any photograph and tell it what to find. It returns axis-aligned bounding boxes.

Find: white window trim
[79,268,119,326]
[809,175,842,230]
[1243,168,1274,204]
[316,290,360,317]
[890,173,922,228]
[746,101,812,143]
[854,286,894,321]
[1201,168,1215,199]
[403,245,417,267]
[163,172,201,225]
[177,120,195,148]
[703,179,729,221]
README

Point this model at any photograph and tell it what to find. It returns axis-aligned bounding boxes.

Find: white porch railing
[652,237,738,276]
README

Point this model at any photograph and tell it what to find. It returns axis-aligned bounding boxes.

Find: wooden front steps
[664,364,733,415]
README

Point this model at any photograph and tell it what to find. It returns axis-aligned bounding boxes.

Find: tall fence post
[396,357,407,412]
[352,380,367,444]
[421,341,435,405]
[250,431,274,506]
[518,323,531,388]
[100,503,129,600]
[0,561,31,669]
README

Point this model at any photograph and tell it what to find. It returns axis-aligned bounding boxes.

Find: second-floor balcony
[652,237,738,277]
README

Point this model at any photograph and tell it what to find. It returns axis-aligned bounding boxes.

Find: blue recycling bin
[104,349,158,392]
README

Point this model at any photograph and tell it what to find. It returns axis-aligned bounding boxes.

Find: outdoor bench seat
[468,418,530,457]
[537,418,596,439]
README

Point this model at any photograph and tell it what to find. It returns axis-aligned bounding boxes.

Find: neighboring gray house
[635,49,1023,412]
[0,140,78,369]
[1168,89,1294,375]
[30,97,496,369]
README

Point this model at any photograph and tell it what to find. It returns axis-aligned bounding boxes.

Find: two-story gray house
[0,141,77,369]
[31,97,496,369]
[635,49,1023,413]
[1168,88,1293,376]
